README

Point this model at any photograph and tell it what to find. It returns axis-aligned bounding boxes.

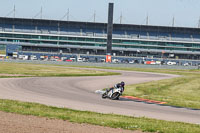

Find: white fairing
[107,87,123,98]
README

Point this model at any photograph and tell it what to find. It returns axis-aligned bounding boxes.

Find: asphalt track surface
[0,68,200,124]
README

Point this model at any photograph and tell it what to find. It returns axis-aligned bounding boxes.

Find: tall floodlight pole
[172,16,175,27]
[146,14,149,25]
[106,3,114,56]
[94,10,96,23]
[198,17,200,28]
[40,7,43,19]
[67,8,69,21]
[13,5,16,18]
[120,12,122,24]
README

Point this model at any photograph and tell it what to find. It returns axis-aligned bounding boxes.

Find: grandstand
[0,17,200,60]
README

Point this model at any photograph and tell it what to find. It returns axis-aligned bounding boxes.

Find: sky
[1,0,200,28]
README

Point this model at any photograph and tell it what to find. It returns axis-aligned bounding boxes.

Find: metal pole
[67,8,69,21]
[94,11,96,23]
[14,5,16,18]
[146,14,149,25]
[172,16,175,27]
[41,7,43,19]
[120,12,122,24]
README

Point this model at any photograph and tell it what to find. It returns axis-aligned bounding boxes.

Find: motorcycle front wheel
[102,93,107,99]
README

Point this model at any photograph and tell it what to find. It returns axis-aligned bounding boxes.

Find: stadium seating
[1,22,200,43]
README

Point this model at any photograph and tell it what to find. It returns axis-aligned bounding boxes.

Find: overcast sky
[1,0,200,28]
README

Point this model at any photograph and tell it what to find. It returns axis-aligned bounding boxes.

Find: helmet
[121,81,125,87]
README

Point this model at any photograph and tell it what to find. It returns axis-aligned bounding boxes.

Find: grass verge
[115,69,200,109]
[0,62,119,77]
[0,99,200,133]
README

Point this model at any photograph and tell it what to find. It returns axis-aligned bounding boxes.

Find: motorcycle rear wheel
[111,92,120,100]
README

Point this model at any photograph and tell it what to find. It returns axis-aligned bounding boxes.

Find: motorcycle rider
[119,81,125,92]
[107,81,125,93]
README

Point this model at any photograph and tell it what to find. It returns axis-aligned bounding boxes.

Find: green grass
[0,62,119,77]
[122,71,200,109]
[0,99,199,133]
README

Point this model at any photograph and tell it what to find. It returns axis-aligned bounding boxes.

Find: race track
[0,68,199,124]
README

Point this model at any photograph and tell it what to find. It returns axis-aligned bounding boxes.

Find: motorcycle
[102,86,123,100]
